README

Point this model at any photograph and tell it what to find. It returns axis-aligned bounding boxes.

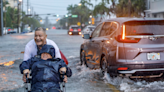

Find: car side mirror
[83,34,90,39]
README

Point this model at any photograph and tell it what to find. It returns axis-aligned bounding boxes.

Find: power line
[31,6,66,10]
[23,4,68,11]
[28,6,67,11]
[27,5,67,9]
[23,2,67,8]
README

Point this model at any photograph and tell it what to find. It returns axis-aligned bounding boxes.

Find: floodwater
[1,29,164,92]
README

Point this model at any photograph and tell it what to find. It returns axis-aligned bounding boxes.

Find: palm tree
[67,3,91,26]
[80,0,93,7]
[115,0,145,17]
[92,2,111,21]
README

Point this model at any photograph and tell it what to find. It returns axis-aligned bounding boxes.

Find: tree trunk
[128,0,131,17]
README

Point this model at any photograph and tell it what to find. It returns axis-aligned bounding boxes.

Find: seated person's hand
[23,69,30,82]
[59,67,67,82]
[59,67,66,73]
[63,75,67,83]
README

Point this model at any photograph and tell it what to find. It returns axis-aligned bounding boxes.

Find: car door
[85,23,103,67]
[92,22,112,65]
[98,22,119,65]
[106,22,119,65]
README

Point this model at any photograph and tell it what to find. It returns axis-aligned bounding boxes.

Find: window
[99,22,118,36]
[110,22,118,35]
[147,14,150,17]
[99,22,112,36]
[124,21,164,35]
[154,14,157,18]
[91,23,103,38]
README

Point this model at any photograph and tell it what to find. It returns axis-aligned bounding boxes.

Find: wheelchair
[24,73,66,92]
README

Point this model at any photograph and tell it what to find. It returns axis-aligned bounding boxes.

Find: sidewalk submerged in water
[0,33,34,91]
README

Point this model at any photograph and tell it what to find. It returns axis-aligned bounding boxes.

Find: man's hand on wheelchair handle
[59,67,68,83]
[63,75,67,83]
[23,69,30,82]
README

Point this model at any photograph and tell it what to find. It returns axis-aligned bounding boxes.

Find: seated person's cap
[39,45,55,57]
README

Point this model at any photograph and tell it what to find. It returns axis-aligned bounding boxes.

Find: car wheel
[80,49,85,65]
[80,49,88,67]
[100,56,107,76]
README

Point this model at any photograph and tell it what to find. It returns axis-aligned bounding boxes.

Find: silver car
[80,17,164,78]
[82,25,95,36]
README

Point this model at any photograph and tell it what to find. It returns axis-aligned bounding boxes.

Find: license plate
[74,30,77,32]
[147,53,160,60]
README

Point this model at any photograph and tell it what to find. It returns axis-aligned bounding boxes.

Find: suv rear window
[124,20,164,35]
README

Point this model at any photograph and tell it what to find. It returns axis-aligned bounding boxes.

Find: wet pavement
[0,29,164,92]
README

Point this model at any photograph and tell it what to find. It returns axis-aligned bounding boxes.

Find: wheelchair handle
[25,73,28,78]
[60,71,66,82]
[24,73,29,83]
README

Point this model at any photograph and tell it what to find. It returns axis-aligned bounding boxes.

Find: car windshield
[71,27,80,29]
[88,27,95,31]
[124,20,164,35]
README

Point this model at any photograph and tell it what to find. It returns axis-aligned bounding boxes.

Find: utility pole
[31,7,33,16]
[128,0,131,17]
[27,0,28,14]
[0,0,3,36]
[21,0,24,32]
[22,0,23,15]
[27,0,29,25]
[4,0,7,35]
[17,1,20,33]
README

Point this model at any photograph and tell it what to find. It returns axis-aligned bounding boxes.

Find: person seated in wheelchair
[19,44,72,92]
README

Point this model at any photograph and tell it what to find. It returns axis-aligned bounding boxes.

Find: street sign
[91,18,95,25]
[77,22,81,26]
[72,15,78,18]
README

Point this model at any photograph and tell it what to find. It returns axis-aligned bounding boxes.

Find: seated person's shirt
[20,57,72,90]
[23,39,61,61]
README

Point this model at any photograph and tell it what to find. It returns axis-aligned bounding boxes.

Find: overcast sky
[22,0,101,23]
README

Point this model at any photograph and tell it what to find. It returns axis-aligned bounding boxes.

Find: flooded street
[0,29,164,92]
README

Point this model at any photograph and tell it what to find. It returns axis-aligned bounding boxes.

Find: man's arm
[58,59,72,77]
[19,59,33,74]
[23,45,31,61]
[20,58,33,82]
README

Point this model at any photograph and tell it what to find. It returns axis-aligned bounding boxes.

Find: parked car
[68,25,81,35]
[80,17,164,79]
[7,27,16,34]
[82,25,96,36]
[21,28,30,34]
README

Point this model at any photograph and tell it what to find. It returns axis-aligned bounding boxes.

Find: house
[145,0,164,18]
[4,0,18,8]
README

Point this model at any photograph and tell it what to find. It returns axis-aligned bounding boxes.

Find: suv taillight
[8,29,11,31]
[70,29,73,31]
[116,24,141,43]
[78,29,81,31]
[116,35,141,43]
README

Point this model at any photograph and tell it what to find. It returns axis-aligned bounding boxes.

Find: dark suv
[80,17,164,78]
[68,25,81,35]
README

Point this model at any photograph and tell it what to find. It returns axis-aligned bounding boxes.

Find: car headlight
[69,32,72,35]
